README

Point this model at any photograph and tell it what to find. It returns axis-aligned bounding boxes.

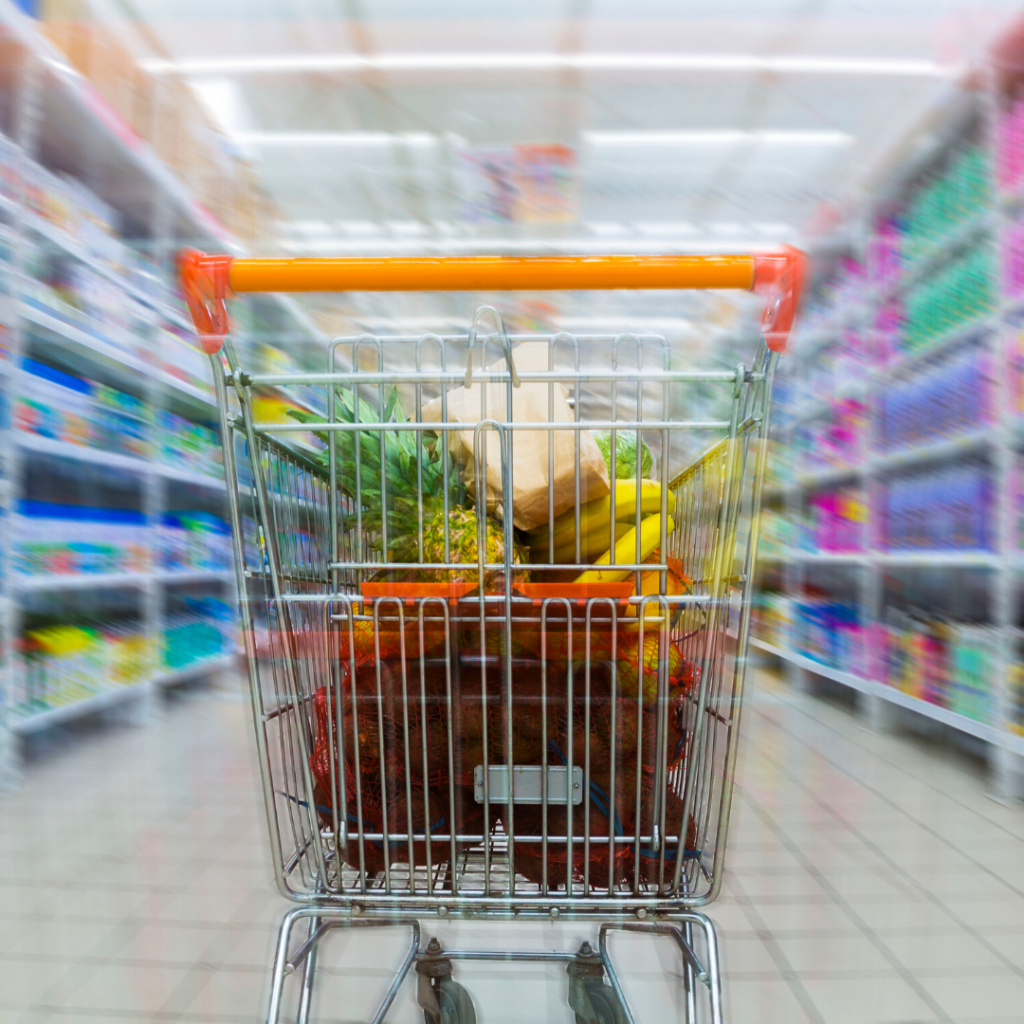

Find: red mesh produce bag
[306,621,701,887]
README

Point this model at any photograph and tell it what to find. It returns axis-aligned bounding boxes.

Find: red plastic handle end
[753,245,806,354]
[179,249,234,354]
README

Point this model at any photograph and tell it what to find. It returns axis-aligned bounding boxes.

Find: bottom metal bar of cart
[264,905,723,1024]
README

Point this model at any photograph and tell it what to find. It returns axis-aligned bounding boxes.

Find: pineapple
[290,389,526,588]
[419,504,527,586]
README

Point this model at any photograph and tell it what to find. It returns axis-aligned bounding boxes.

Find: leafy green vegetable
[592,429,652,480]
[288,389,462,538]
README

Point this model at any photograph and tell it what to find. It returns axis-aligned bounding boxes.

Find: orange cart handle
[179,247,805,355]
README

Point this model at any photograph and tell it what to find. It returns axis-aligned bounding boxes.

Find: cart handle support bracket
[752,244,805,353]
[180,247,806,355]
[179,248,233,354]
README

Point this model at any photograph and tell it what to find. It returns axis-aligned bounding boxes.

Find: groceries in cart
[284,340,705,892]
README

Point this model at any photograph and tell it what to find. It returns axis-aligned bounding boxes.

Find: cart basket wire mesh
[181,248,805,919]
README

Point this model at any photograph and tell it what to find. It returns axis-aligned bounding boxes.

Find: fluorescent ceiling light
[637,222,702,237]
[281,236,792,256]
[143,52,946,78]
[189,77,244,135]
[585,222,630,237]
[242,127,850,151]
[236,130,437,147]
[584,129,853,146]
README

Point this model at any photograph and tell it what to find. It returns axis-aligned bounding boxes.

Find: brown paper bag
[422,343,610,531]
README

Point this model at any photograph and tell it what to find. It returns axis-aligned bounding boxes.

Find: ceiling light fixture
[583,129,854,146]
[235,130,437,147]
[142,51,947,78]
[280,236,793,256]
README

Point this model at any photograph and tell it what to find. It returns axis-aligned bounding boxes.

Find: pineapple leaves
[287,388,463,546]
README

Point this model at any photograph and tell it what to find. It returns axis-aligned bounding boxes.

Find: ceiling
[93,0,1021,262]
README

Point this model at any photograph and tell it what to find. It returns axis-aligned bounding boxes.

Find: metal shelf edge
[11,681,150,735]
[751,639,1015,749]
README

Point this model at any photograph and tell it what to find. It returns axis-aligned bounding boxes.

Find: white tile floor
[2,667,1023,1023]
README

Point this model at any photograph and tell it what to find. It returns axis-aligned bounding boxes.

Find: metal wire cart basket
[180,248,805,1024]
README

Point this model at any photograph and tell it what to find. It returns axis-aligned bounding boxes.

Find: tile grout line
[760,680,1024,843]
[724,875,828,1024]
[748,681,1024,889]
[742,720,1024,983]
[735,784,957,1024]
[750,694,1024,893]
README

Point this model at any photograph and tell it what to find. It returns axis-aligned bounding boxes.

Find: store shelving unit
[755,45,1024,796]
[0,3,322,782]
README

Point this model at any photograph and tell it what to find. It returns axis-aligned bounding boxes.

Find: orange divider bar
[227,254,756,294]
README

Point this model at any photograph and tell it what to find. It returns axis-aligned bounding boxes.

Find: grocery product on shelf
[803,488,867,553]
[798,256,867,334]
[13,500,149,578]
[156,410,222,479]
[157,511,232,571]
[949,625,997,722]
[1009,662,1024,735]
[759,510,796,560]
[793,599,867,676]
[876,345,994,451]
[21,159,127,275]
[879,615,995,723]
[14,618,152,718]
[797,398,866,472]
[21,244,152,362]
[806,332,871,400]
[997,93,1024,194]
[1003,218,1024,299]
[15,358,148,458]
[877,461,993,551]
[159,320,213,390]
[899,143,990,267]
[162,598,233,673]
[873,299,902,365]
[900,243,996,355]
[752,592,793,649]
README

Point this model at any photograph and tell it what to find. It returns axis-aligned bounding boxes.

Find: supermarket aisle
[1,671,1023,1024]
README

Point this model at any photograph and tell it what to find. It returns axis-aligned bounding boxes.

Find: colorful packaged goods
[997,94,1024,194]
[877,462,993,551]
[15,621,152,717]
[794,600,866,675]
[948,626,995,724]
[15,358,149,459]
[877,345,994,451]
[158,511,232,571]
[1008,663,1024,736]
[12,500,150,578]
[900,244,996,355]
[803,488,866,553]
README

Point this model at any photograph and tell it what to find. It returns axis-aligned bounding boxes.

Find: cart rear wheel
[424,977,476,1024]
[575,980,626,1024]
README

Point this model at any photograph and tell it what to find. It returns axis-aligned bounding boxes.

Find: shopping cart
[180,248,804,1024]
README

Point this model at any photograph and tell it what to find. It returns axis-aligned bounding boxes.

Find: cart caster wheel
[423,977,477,1024]
[574,980,626,1024]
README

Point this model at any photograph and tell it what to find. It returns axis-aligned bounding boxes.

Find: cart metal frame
[181,249,804,1024]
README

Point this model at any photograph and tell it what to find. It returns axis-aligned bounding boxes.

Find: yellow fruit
[527,480,673,550]
[574,515,673,584]
[537,521,632,564]
[623,554,693,625]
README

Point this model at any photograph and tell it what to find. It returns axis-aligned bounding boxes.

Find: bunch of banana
[574,515,674,584]
[526,480,675,565]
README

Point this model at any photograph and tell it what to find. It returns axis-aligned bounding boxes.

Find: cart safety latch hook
[753,245,806,354]
[465,304,520,389]
[179,249,234,354]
